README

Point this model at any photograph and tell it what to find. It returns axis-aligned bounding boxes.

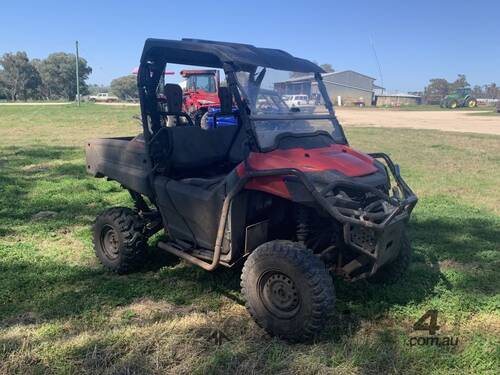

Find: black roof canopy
[140,38,324,73]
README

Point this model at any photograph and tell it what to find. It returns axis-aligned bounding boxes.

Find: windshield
[187,74,217,93]
[235,67,342,150]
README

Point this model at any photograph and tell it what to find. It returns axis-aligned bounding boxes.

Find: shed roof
[274,70,376,84]
[140,38,324,73]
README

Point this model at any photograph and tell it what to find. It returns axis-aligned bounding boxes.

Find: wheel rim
[100,224,120,260]
[451,102,457,108]
[259,271,300,318]
[469,101,476,108]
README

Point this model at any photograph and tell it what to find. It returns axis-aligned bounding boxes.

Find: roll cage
[135,39,416,245]
[137,38,347,156]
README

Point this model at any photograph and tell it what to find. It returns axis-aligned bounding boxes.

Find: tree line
[421,74,499,104]
[0,51,92,101]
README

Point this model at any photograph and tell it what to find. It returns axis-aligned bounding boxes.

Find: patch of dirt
[112,299,198,325]
[463,313,500,335]
[438,259,482,272]
[335,108,500,135]
[0,312,39,328]
[21,163,51,172]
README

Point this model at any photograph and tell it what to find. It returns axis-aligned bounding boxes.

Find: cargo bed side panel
[85,137,153,197]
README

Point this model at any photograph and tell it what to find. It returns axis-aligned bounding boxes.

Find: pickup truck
[88,93,119,103]
[282,94,315,113]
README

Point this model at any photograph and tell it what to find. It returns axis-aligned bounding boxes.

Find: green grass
[466,110,500,116]
[1,104,499,374]
[383,104,492,112]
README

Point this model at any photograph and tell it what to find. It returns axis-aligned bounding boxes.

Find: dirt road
[335,108,500,135]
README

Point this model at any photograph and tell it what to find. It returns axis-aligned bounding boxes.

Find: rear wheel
[241,240,335,341]
[200,111,210,129]
[194,108,208,127]
[93,207,147,274]
[466,98,477,108]
[369,232,412,284]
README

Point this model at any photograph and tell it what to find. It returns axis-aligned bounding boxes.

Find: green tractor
[440,88,478,109]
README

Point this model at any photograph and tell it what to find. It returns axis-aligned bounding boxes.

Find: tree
[471,85,484,99]
[0,79,7,99]
[88,83,110,96]
[484,83,498,99]
[110,75,137,100]
[424,78,449,104]
[36,53,92,100]
[449,74,470,92]
[0,52,41,101]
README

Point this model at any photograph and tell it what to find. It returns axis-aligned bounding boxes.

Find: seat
[152,83,249,183]
[180,175,225,190]
[162,84,194,126]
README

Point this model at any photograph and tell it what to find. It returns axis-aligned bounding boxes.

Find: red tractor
[180,69,221,126]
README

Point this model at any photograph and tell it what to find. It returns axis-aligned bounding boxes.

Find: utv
[86,38,417,341]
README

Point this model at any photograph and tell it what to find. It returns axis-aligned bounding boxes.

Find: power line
[370,36,384,93]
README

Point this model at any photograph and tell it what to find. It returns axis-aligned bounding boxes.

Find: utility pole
[75,41,80,106]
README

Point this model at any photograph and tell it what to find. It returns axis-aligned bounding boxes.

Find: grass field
[467,110,500,117]
[0,104,499,375]
[372,105,492,112]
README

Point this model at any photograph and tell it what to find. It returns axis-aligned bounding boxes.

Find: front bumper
[316,153,417,273]
[242,152,417,272]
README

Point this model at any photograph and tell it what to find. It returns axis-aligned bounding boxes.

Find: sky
[1,0,498,93]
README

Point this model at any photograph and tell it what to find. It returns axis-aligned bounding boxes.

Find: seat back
[164,84,183,113]
[218,86,233,115]
[156,84,248,172]
[167,125,247,171]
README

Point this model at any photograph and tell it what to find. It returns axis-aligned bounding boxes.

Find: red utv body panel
[237,145,378,199]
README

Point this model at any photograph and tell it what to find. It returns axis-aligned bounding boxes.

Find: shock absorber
[295,206,310,244]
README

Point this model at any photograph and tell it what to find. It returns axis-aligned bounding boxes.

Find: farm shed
[274,70,382,106]
[375,93,422,107]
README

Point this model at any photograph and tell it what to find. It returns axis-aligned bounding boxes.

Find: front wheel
[241,240,335,342]
[448,99,458,109]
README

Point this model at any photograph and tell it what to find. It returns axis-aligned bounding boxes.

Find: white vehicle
[283,94,315,113]
[88,93,119,103]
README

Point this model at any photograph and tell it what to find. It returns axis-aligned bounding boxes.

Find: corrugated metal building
[274,70,383,106]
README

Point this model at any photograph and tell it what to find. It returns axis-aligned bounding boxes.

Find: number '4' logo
[413,309,440,335]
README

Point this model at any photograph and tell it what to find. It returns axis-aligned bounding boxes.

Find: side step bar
[158,242,221,271]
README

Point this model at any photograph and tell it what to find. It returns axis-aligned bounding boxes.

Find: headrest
[164,84,183,113]
[218,86,232,115]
